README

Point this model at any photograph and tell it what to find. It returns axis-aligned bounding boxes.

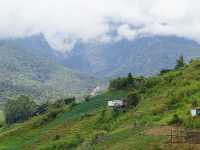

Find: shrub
[63,97,75,105]
[169,114,183,125]
[32,116,49,128]
[40,135,83,150]
[84,95,90,102]
[125,91,140,108]
[160,69,172,75]
[47,108,64,120]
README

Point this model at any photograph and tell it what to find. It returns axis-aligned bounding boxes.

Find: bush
[63,97,75,105]
[84,95,90,102]
[32,108,65,128]
[160,69,172,75]
[125,91,140,108]
[47,108,64,120]
[169,114,183,125]
[43,134,83,150]
[53,100,65,108]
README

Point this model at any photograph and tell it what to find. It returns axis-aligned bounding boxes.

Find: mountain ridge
[0,35,97,104]
[62,36,200,77]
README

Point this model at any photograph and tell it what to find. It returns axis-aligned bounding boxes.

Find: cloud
[0,0,200,52]
[117,24,138,40]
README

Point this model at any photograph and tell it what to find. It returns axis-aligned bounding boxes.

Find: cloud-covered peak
[0,0,199,52]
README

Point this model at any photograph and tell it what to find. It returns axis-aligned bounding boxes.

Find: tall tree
[175,55,185,69]
[127,72,134,85]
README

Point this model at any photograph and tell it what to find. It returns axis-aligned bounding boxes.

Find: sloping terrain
[0,35,97,104]
[63,36,200,77]
[1,60,200,149]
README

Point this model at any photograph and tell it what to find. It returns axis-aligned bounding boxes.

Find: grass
[2,60,200,149]
[0,90,128,150]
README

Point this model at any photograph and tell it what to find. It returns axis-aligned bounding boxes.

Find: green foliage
[63,97,75,105]
[40,134,83,150]
[4,60,200,149]
[4,95,37,124]
[109,73,145,90]
[0,46,98,106]
[169,114,183,125]
[84,95,90,102]
[125,91,140,108]
[53,97,75,108]
[159,69,172,75]
[192,99,198,108]
[175,55,185,69]
[46,108,65,121]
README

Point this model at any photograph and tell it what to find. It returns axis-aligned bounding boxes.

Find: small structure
[90,86,101,97]
[108,100,124,108]
[191,108,200,117]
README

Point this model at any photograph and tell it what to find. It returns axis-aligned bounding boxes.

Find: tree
[4,95,37,124]
[127,72,134,85]
[84,95,90,102]
[125,91,140,108]
[64,97,75,105]
[109,74,134,90]
[175,55,185,69]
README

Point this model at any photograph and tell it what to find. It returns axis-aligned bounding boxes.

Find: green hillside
[0,42,97,105]
[1,60,200,149]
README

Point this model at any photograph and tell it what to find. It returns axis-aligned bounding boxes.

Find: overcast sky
[0,0,199,52]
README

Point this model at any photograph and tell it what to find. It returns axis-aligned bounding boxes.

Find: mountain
[0,35,97,104]
[1,60,200,149]
[62,36,200,77]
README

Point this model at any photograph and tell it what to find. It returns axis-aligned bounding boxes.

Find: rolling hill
[0,35,97,104]
[1,60,200,149]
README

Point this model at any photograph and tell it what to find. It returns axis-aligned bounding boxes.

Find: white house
[191,108,200,117]
[90,86,101,97]
[108,100,124,107]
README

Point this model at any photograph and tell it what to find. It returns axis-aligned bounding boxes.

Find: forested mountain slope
[0,35,97,104]
[63,36,200,77]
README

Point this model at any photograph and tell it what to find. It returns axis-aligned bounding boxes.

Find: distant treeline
[109,73,145,91]
[109,55,186,91]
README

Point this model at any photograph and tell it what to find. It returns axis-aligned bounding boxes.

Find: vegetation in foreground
[1,57,200,149]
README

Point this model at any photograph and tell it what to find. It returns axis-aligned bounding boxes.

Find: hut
[191,108,200,117]
[107,100,125,108]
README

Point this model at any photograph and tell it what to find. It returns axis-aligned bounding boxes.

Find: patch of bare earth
[145,126,200,150]
[144,126,174,136]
